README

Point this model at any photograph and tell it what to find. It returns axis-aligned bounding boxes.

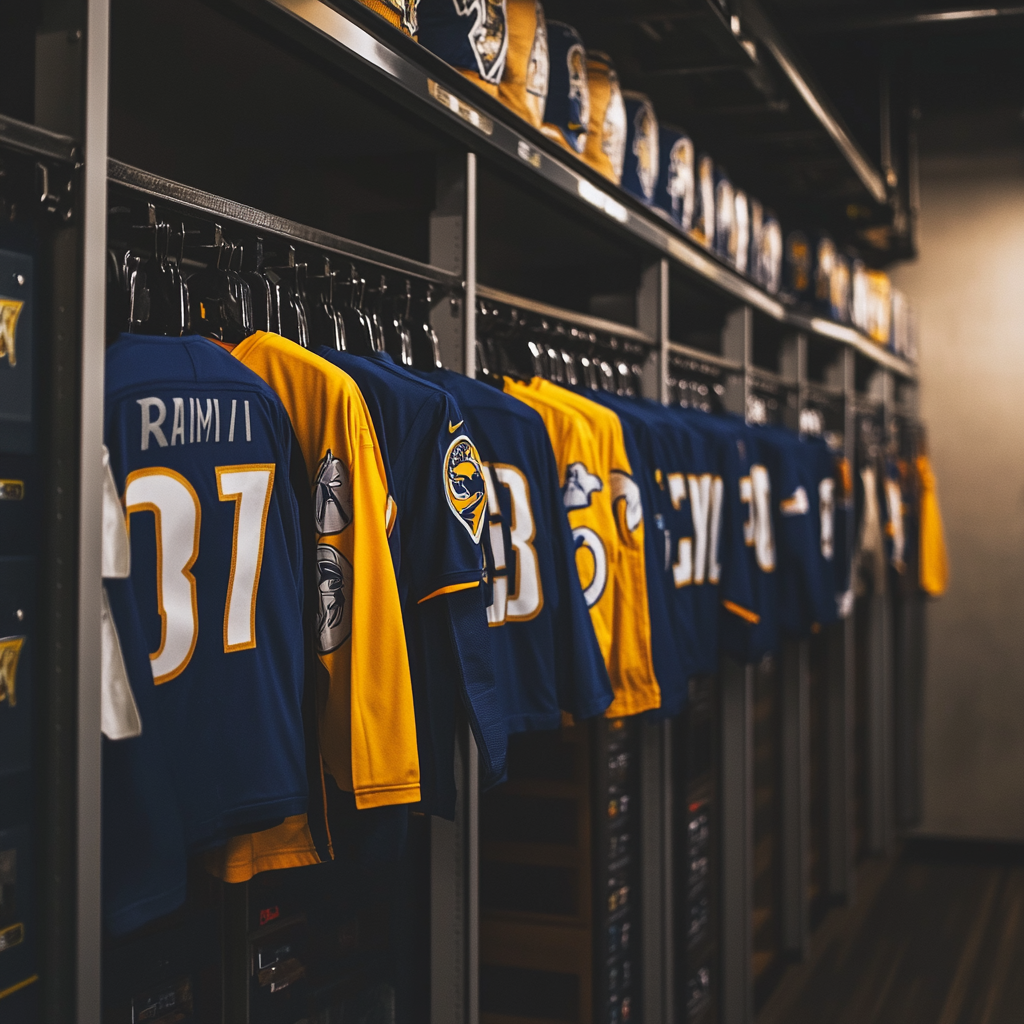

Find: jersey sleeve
[233,333,420,810]
[403,395,487,603]
[332,385,421,807]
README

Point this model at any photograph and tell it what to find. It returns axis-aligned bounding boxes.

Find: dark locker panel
[808,629,831,929]
[480,720,640,1024]
[101,866,223,1024]
[0,242,40,1018]
[752,655,783,1012]
[674,673,719,1024]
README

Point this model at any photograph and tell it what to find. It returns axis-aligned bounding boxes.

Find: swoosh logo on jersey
[448,420,464,434]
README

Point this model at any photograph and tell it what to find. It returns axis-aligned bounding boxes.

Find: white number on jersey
[483,463,543,626]
[818,476,835,560]
[740,464,775,572]
[666,471,724,587]
[125,463,275,682]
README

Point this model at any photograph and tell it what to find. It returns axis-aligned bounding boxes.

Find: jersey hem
[353,782,421,810]
[105,882,188,937]
[187,795,307,850]
[211,848,321,884]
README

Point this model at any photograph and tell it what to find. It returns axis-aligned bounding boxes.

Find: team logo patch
[456,0,509,85]
[316,545,352,654]
[563,462,603,510]
[444,434,487,543]
[0,299,24,367]
[0,636,25,708]
[314,449,352,536]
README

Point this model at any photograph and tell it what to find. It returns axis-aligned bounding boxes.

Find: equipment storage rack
[0,1,922,1022]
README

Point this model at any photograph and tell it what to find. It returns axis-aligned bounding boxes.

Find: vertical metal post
[430,153,469,373]
[636,256,672,1021]
[867,371,895,856]
[721,305,751,417]
[720,656,753,1024]
[637,258,670,404]
[780,639,810,957]
[428,149,478,1024]
[640,721,670,1023]
[781,332,809,955]
[828,347,857,901]
[77,4,109,1021]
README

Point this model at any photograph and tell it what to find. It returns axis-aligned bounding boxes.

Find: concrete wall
[890,114,1024,842]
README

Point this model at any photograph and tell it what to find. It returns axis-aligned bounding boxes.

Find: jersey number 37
[124,464,276,683]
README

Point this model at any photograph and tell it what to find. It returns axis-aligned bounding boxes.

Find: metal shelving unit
[0,2,923,1022]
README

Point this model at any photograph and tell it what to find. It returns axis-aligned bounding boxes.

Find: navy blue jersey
[104,334,308,921]
[635,399,730,676]
[318,349,504,817]
[417,0,509,86]
[430,371,612,731]
[576,390,691,714]
[103,575,188,935]
[754,427,838,637]
[671,411,776,661]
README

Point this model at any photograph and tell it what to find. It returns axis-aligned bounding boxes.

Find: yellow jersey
[504,378,661,717]
[209,331,419,882]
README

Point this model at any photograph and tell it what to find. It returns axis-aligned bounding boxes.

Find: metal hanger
[264,246,309,347]
[184,224,254,346]
[305,256,346,352]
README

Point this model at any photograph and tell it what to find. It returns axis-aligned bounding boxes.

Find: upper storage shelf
[117,0,913,376]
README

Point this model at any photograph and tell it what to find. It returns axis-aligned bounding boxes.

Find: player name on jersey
[135,395,257,448]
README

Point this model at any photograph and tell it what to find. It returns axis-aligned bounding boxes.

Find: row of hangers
[474,300,647,396]
[106,204,443,370]
[667,355,728,415]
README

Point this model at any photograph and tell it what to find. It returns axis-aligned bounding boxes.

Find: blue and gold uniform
[104,333,309,926]
[505,378,661,717]
[430,370,612,731]
[320,349,506,818]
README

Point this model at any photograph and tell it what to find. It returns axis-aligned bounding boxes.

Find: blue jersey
[754,427,838,637]
[671,411,775,662]
[636,399,733,676]
[103,575,188,934]
[104,334,308,924]
[430,371,612,731]
[319,350,505,818]
[576,390,691,714]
